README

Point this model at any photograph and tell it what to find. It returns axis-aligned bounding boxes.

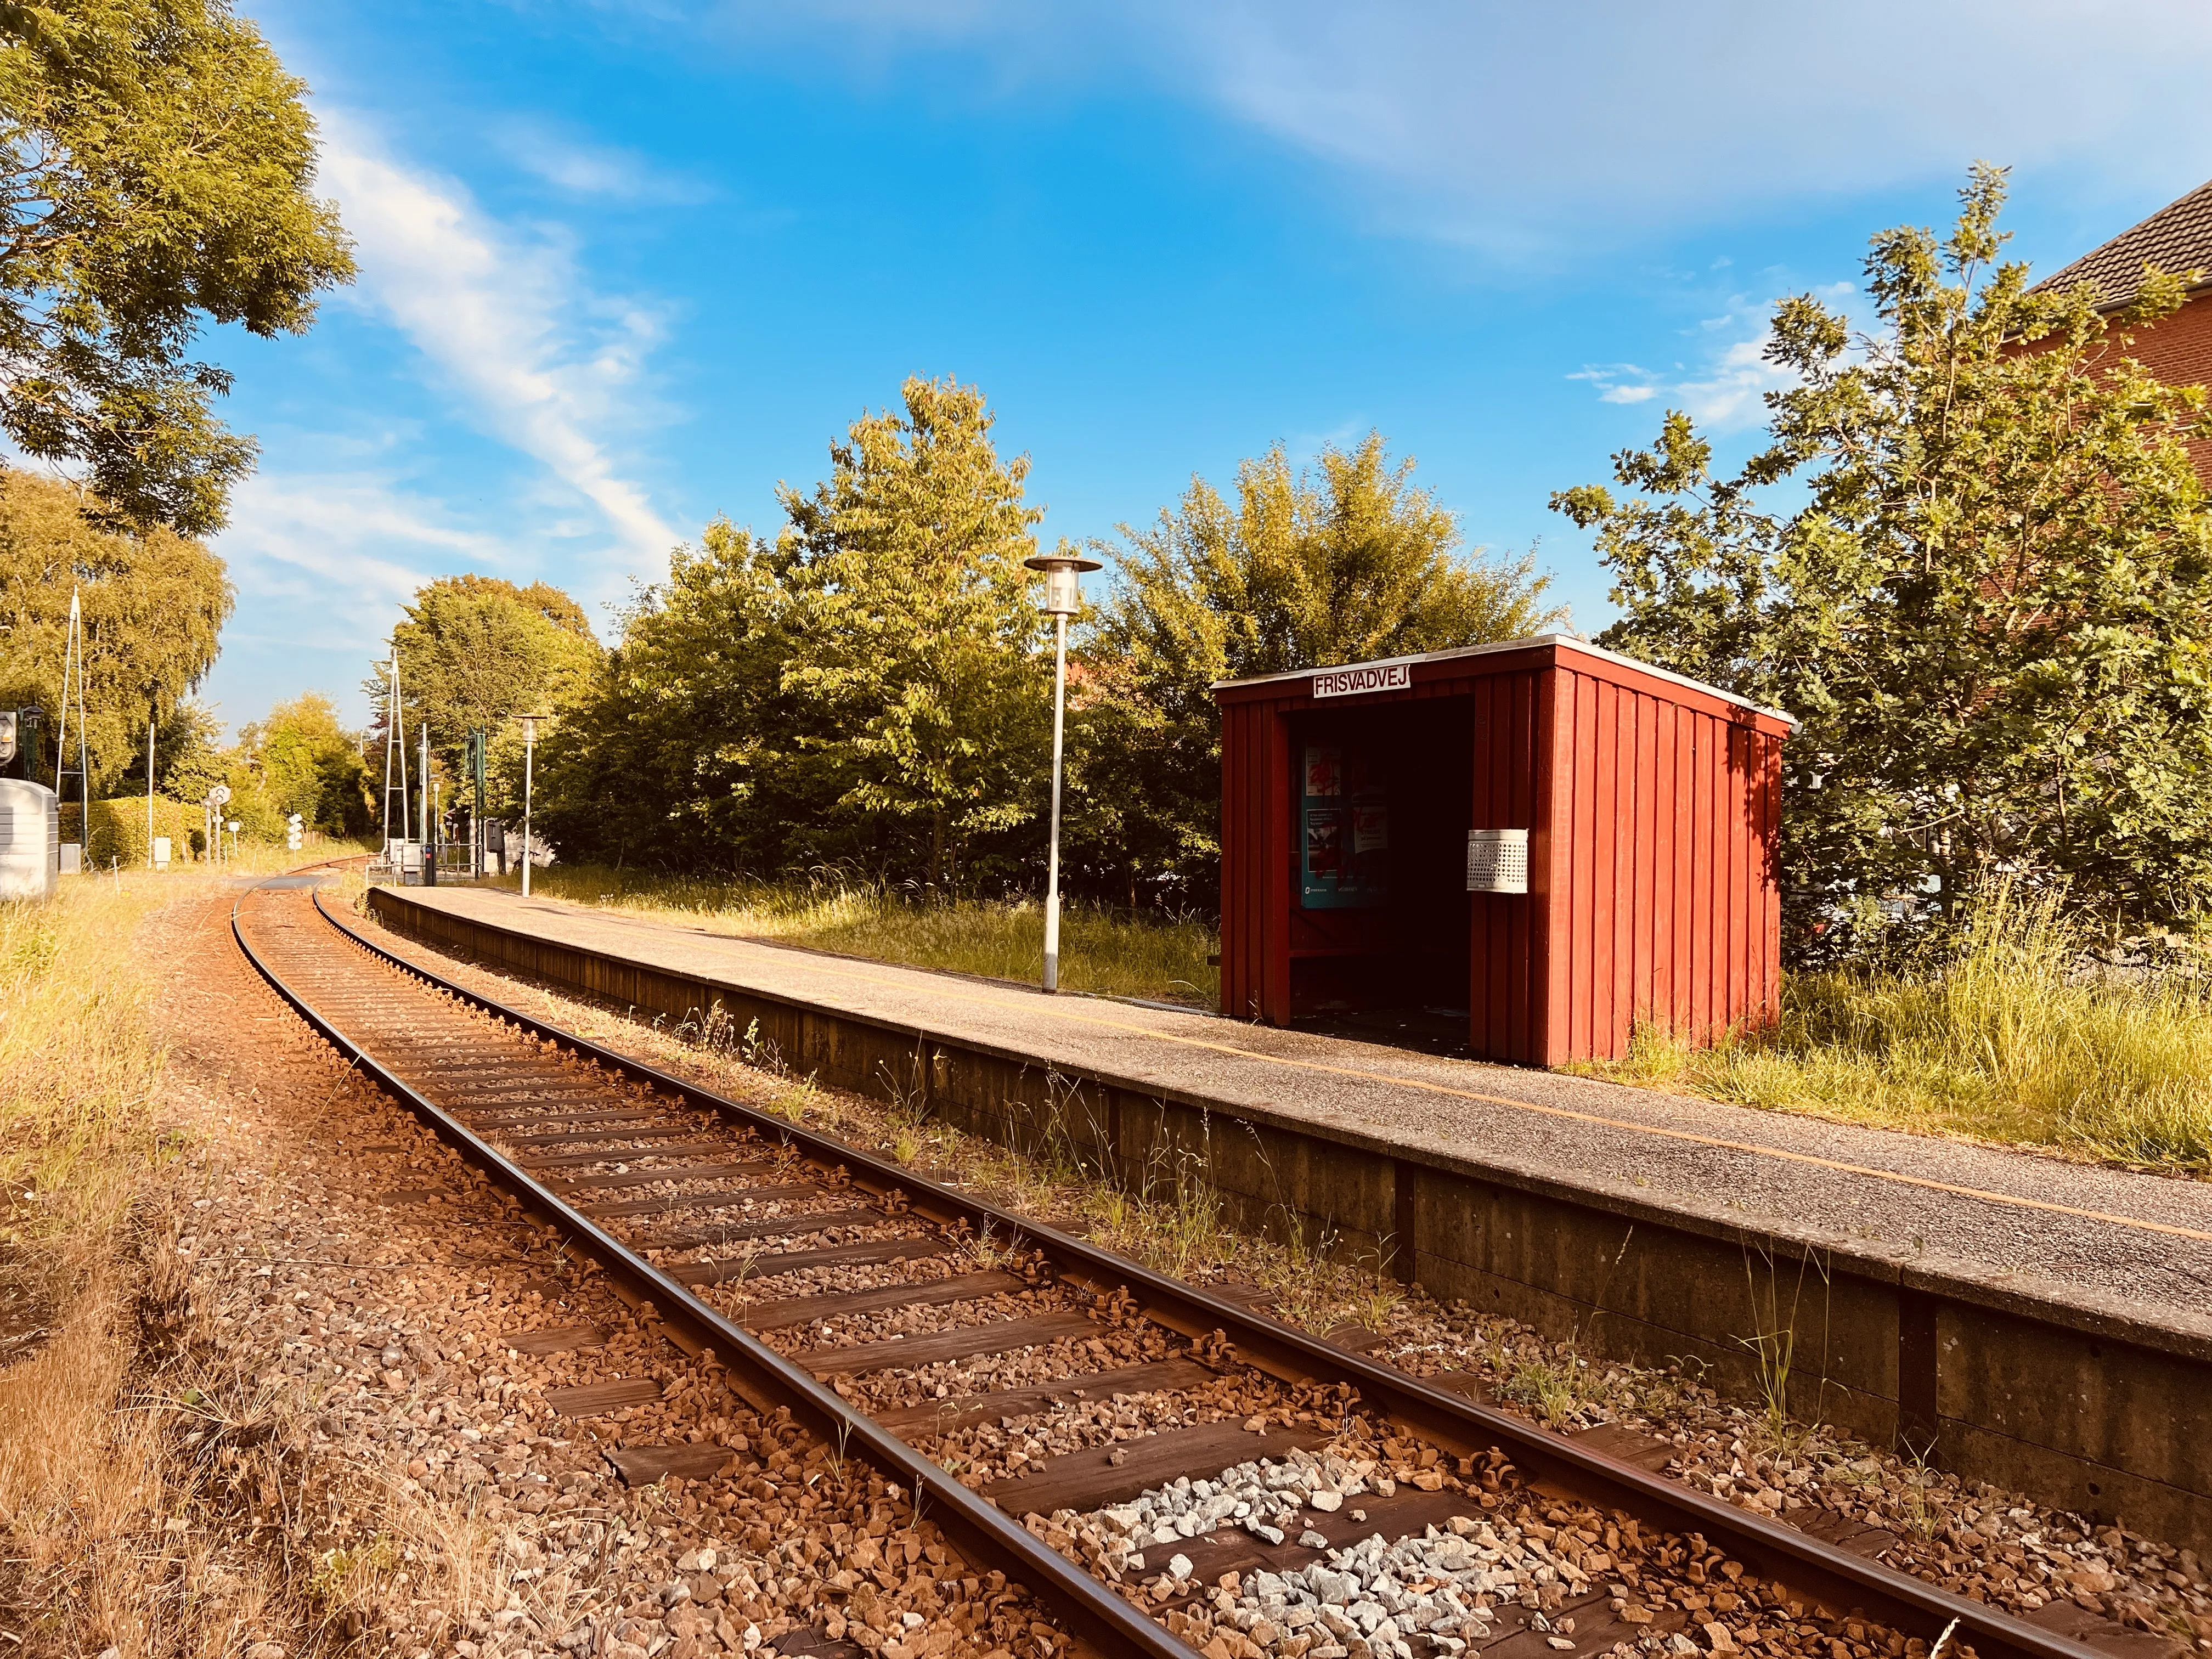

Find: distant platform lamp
[515,713,549,898]
[1023,548,1101,993]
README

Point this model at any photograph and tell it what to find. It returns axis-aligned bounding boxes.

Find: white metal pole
[146,708,155,869]
[1043,612,1068,993]
[419,724,431,885]
[522,732,534,898]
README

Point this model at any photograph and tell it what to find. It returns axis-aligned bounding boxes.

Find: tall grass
[0,850,368,1654]
[0,879,173,1241]
[499,862,1222,1006]
[1598,885,2212,1174]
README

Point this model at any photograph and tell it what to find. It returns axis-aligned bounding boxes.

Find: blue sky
[201,0,2212,732]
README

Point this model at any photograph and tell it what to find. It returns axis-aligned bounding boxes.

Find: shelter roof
[2033,177,2212,308]
[1209,633,1795,728]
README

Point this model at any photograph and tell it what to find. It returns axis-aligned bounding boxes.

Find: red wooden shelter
[1214,635,1792,1066]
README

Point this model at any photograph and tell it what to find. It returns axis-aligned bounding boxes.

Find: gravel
[344,893,2212,1657]
[141,885,1065,1658]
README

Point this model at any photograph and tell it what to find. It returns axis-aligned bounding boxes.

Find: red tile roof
[2034,178,2212,307]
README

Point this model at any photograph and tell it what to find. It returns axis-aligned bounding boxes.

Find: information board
[1300,744,1389,909]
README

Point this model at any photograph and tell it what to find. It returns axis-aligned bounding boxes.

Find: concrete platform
[367,884,2212,1548]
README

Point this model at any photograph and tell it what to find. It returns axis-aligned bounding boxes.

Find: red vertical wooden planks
[1676,709,1699,1039]
[1596,680,1618,1054]
[1631,693,1656,1048]
[1610,686,1637,1056]
[1651,700,1678,1041]
[1537,662,1574,1065]
[1261,709,1291,1024]
[1220,702,1245,1019]
[1725,723,1752,1031]
[1688,709,1714,1044]
[1758,726,1784,1027]
[1470,666,1545,1062]
[1508,669,1537,1062]
[1570,673,1599,1061]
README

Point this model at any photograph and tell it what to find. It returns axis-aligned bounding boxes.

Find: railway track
[233,873,2101,1659]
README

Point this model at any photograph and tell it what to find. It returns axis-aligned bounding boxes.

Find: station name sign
[1312,662,1412,699]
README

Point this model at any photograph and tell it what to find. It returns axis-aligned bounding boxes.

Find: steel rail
[231,880,1195,1659]
[273,879,2094,1659]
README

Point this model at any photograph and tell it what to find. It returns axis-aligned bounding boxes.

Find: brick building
[2034,177,2212,483]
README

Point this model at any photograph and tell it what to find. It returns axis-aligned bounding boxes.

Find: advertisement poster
[1301,744,1388,908]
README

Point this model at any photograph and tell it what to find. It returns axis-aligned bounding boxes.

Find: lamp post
[516,714,548,898]
[1022,548,1101,992]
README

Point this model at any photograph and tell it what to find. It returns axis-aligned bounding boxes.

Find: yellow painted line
[492,898,2212,1249]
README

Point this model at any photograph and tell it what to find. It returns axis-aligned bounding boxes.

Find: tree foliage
[533,522,816,871]
[0,463,230,789]
[1554,166,2212,958]
[238,692,371,835]
[370,574,600,816]
[1077,433,1565,905]
[535,400,1566,912]
[0,0,353,532]
[540,379,1048,887]
[776,375,1047,885]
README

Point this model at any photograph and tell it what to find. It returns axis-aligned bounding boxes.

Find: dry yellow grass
[0,849,371,1655]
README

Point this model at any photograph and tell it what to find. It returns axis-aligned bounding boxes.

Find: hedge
[59,796,211,866]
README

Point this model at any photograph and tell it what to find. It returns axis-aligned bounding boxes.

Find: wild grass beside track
[499,862,1222,1006]
[1587,888,2212,1176]
[0,841,370,1655]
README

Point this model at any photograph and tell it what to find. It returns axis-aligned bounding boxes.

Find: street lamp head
[1022,549,1102,618]
[514,712,551,742]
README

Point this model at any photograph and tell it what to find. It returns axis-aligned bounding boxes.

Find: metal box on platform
[1212,635,1793,1065]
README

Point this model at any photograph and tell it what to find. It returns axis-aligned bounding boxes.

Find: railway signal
[467,726,488,877]
[205,783,230,865]
[286,812,303,851]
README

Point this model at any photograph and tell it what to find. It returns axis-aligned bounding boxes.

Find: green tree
[1081,432,1566,907]
[370,574,600,815]
[775,375,1049,888]
[0,0,353,533]
[144,697,224,802]
[1553,166,2212,959]
[238,692,372,835]
[534,522,817,870]
[0,465,231,788]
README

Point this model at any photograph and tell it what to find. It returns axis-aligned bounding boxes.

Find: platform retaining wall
[366,887,2212,1551]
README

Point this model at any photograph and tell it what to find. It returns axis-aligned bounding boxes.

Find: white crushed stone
[1071,1455,1595,1659]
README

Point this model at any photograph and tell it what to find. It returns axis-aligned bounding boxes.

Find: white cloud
[223,471,504,599]
[1570,325,1790,431]
[316,119,684,565]
[1570,367,1658,405]
[1570,280,1880,430]
[494,120,715,204]
[659,0,2212,256]
[207,467,527,729]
